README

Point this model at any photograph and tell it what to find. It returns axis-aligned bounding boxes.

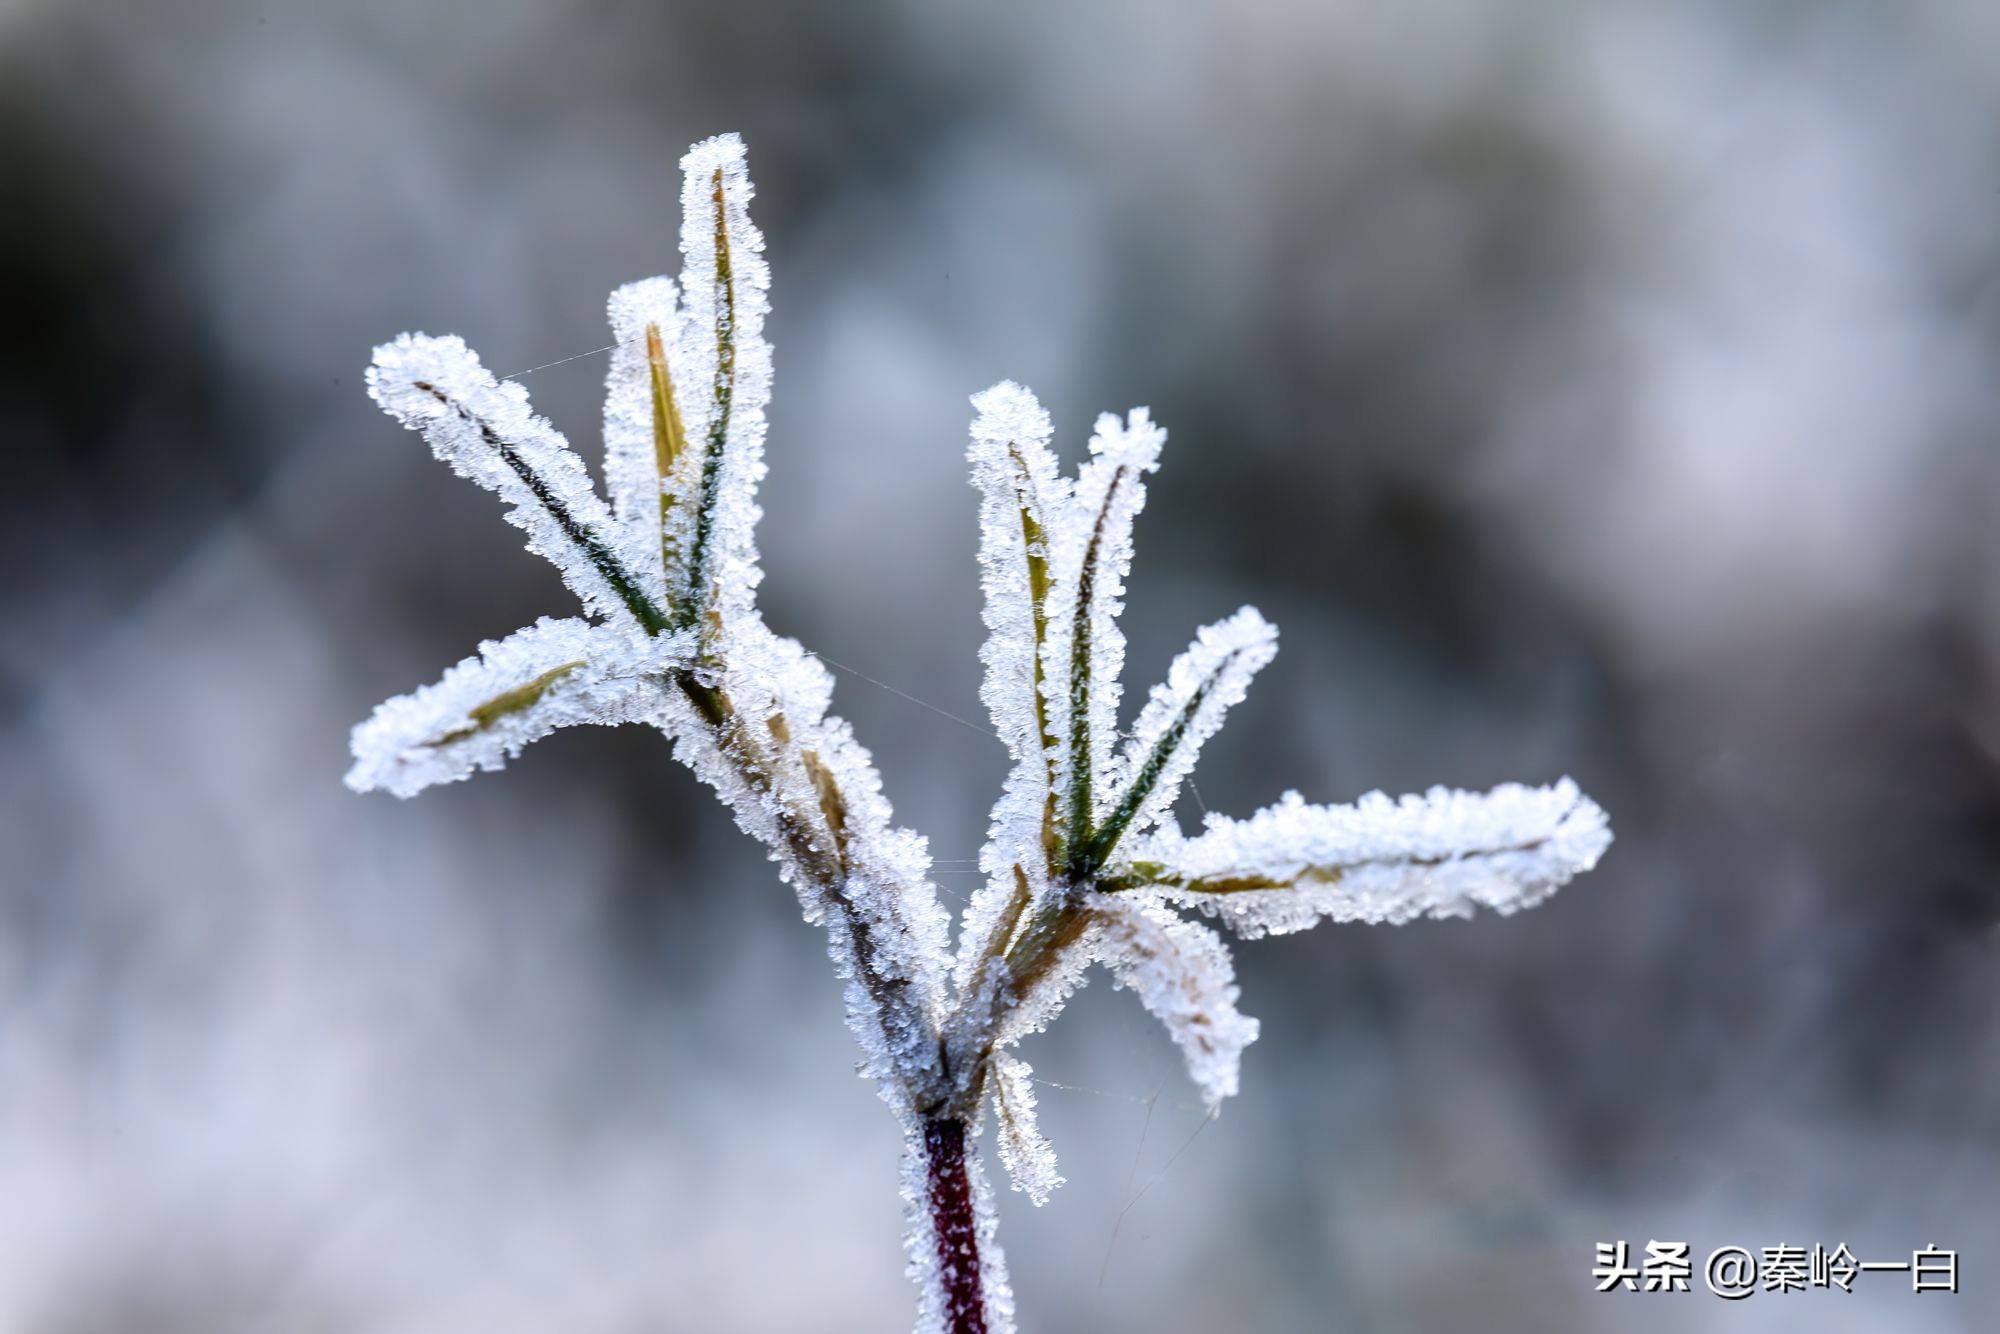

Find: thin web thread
[500,338,632,380]
[807,650,999,741]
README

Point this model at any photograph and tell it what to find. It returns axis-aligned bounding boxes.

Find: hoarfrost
[956,381,1068,998]
[652,608,951,1111]
[991,915,1105,1053]
[367,333,652,629]
[602,275,686,600]
[671,133,772,625]
[1102,606,1279,843]
[966,379,1067,769]
[1090,894,1259,1107]
[989,1054,1062,1206]
[1041,408,1164,828]
[354,137,949,1126]
[1128,779,1613,937]
[345,617,692,798]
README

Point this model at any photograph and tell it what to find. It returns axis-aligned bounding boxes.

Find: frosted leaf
[1090,894,1259,1107]
[345,617,692,798]
[672,133,772,626]
[990,1054,1062,1205]
[902,1115,1016,1334]
[966,380,1069,770]
[955,382,1069,1006]
[1126,779,1613,937]
[602,276,689,602]
[1098,606,1279,852]
[1040,408,1165,830]
[367,333,664,631]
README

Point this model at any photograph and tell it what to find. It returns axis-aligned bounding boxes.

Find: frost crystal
[367,334,656,630]
[1090,894,1260,1107]
[1125,779,1613,937]
[989,1055,1062,1206]
[348,131,1615,1334]
[1102,606,1278,841]
[1040,408,1164,831]
[602,275,686,601]
[346,617,692,799]
[672,133,772,625]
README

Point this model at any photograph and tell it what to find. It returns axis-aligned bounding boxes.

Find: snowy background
[5,1,1999,1330]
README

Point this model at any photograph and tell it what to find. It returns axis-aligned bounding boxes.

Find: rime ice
[347,132,1613,1334]
[367,334,648,627]
[1131,779,1613,936]
[346,617,693,799]
[989,1055,1062,1206]
[1091,894,1260,1107]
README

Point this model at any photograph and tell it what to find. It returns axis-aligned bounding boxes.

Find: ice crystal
[989,1055,1062,1206]
[601,275,686,601]
[347,131,1614,1334]
[368,333,656,629]
[1125,779,1612,937]
[671,134,772,627]
[1040,407,1163,835]
[346,616,692,799]
[1090,894,1260,1107]
[1103,606,1278,842]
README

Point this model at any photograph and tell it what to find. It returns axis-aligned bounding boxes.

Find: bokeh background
[5,1,1999,1330]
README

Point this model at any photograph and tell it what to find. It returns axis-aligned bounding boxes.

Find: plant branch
[682,166,737,626]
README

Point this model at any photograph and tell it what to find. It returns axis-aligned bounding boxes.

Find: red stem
[923,1116,988,1334]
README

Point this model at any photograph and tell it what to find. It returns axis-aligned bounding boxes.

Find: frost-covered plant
[347,133,1612,1334]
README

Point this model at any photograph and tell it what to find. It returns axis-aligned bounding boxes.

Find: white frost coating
[952,770,1039,1003]
[602,275,686,598]
[992,913,1105,1051]
[367,334,645,626]
[649,609,950,1109]
[1091,894,1259,1106]
[1132,779,1613,937]
[955,381,1070,995]
[1106,606,1279,836]
[990,1054,1062,1205]
[1041,408,1165,824]
[900,1117,1017,1334]
[674,133,772,622]
[345,617,692,798]
[966,380,1067,769]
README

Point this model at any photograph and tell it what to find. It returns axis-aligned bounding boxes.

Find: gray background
[4,1,1998,1330]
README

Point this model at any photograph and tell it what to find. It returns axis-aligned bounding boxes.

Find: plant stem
[923,1116,988,1334]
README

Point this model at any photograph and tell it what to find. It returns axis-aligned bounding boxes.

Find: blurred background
[4,1,1999,1330]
